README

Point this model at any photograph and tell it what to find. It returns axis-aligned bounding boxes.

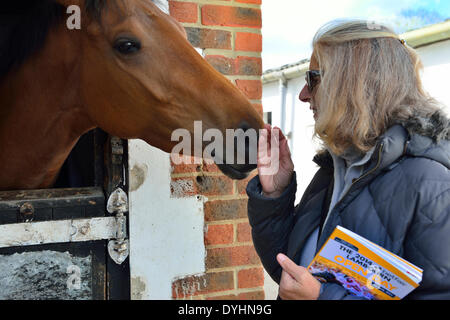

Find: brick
[169,1,198,23]
[170,155,202,174]
[204,199,248,222]
[186,27,232,49]
[170,177,197,197]
[171,175,234,197]
[235,32,262,52]
[205,56,262,76]
[201,160,221,174]
[237,221,252,243]
[206,245,260,269]
[236,0,262,4]
[238,268,264,288]
[235,79,262,99]
[238,290,265,300]
[206,294,238,300]
[196,175,234,196]
[170,163,200,174]
[202,5,261,28]
[205,223,234,245]
[206,290,265,300]
[205,55,235,75]
[172,271,234,299]
[235,56,262,76]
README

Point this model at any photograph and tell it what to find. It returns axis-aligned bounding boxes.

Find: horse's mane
[0,0,105,80]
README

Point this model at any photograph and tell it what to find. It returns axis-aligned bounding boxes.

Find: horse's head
[57,0,264,179]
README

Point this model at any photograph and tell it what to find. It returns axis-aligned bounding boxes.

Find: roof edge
[402,20,450,48]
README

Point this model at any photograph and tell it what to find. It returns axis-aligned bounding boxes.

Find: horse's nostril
[236,121,260,149]
[238,121,251,132]
[237,121,260,141]
[237,120,259,143]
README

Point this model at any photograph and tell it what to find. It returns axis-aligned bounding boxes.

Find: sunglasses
[305,70,321,92]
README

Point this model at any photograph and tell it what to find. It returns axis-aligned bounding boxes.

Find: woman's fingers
[258,124,294,174]
[273,126,286,141]
[258,127,271,168]
[280,135,292,159]
[269,126,292,160]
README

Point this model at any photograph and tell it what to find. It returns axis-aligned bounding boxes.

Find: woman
[246,20,450,300]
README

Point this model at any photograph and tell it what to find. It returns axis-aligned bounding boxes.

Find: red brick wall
[168,0,264,300]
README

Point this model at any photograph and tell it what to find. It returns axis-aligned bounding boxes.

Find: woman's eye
[114,39,141,54]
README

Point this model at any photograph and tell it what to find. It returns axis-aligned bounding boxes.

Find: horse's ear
[53,0,82,8]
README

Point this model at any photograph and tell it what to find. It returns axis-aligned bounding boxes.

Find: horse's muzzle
[216,163,257,180]
[214,121,260,180]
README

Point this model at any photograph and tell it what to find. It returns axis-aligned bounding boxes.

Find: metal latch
[106,188,129,265]
[0,217,119,249]
[0,188,129,261]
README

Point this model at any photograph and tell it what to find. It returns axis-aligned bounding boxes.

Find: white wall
[128,141,206,300]
[261,39,450,300]
[416,40,450,115]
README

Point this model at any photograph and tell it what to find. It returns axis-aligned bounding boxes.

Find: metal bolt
[80,225,90,235]
[19,202,34,222]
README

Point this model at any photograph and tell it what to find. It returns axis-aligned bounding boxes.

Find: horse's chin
[216,163,257,180]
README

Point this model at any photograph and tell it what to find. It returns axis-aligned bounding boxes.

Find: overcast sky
[261,0,450,71]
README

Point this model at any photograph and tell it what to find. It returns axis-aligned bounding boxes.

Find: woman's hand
[257,124,294,198]
[277,253,321,300]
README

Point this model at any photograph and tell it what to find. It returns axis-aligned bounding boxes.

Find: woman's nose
[299,84,311,102]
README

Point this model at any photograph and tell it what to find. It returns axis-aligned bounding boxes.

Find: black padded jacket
[246,111,450,299]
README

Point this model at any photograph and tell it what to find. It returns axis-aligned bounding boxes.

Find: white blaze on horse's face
[151,0,169,13]
[78,0,264,162]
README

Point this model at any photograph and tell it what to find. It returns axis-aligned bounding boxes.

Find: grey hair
[311,19,444,155]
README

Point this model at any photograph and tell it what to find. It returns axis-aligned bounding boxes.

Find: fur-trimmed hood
[397,109,450,169]
[400,109,450,142]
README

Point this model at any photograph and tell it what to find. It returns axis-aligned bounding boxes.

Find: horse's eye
[114,38,141,54]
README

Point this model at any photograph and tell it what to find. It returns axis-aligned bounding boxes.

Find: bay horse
[0,0,264,191]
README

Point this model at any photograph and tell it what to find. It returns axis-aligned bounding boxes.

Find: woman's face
[299,53,321,121]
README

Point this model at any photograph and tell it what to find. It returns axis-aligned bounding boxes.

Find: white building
[261,21,450,299]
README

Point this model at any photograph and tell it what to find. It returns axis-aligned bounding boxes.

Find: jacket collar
[312,124,407,174]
